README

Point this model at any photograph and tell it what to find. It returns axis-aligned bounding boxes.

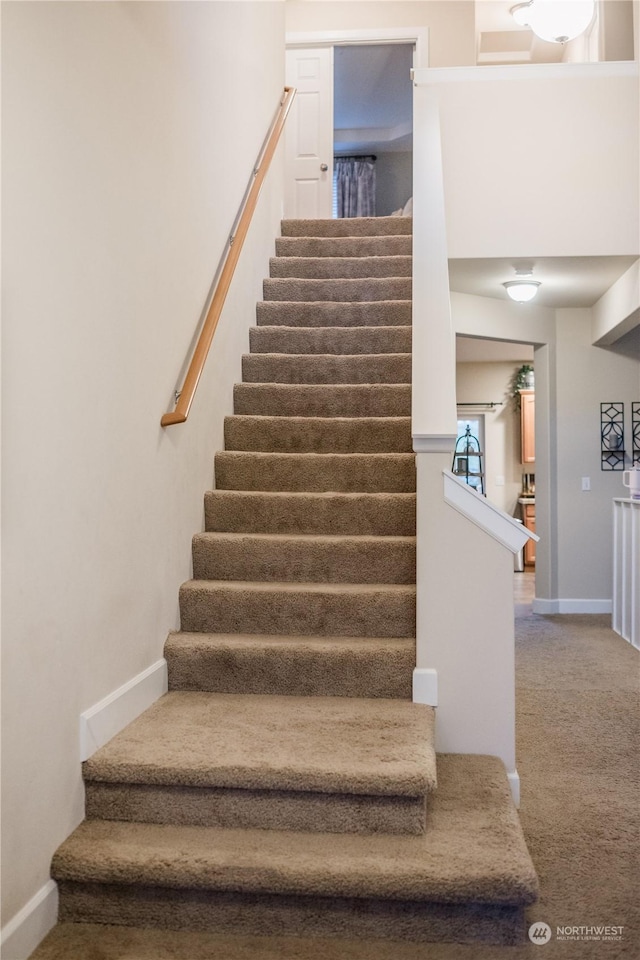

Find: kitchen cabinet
[520,390,535,463]
[522,501,536,566]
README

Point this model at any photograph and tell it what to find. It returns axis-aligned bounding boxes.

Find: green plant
[511,365,534,409]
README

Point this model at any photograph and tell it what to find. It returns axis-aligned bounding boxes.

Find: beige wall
[285,1,476,67]
[375,151,412,216]
[1,0,285,930]
[456,362,529,515]
[599,0,636,60]
[553,310,640,600]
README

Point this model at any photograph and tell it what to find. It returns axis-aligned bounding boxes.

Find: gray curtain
[334,158,376,218]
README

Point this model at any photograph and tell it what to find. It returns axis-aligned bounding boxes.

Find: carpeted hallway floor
[31,599,639,959]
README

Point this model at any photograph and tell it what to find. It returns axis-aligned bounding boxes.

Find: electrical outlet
[581,477,591,491]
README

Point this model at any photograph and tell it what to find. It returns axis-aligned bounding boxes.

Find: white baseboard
[532,598,612,615]
[508,769,521,808]
[0,880,57,960]
[412,668,438,706]
[80,658,168,761]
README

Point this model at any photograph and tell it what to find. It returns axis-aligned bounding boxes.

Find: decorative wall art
[600,402,625,471]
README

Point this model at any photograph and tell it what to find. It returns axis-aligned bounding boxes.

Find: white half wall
[1,0,285,943]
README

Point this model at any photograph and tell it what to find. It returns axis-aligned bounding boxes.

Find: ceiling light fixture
[503,280,541,303]
[510,0,595,43]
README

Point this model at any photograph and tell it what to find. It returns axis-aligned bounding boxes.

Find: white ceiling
[457,336,534,362]
[333,44,413,155]
[449,256,639,308]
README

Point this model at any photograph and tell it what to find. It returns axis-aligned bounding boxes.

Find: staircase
[35,217,537,958]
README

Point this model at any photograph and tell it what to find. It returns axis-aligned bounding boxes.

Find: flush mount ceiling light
[503,280,541,303]
[504,281,541,302]
[510,0,595,43]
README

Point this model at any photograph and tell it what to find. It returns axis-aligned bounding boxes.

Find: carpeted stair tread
[256,300,412,327]
[224,416,412,453]
[281,217,412,237]
[276,234,412,257]
[269,255,412,279]
[214,451,416,492]
[204,491,416,536]
[30,922,520,960]
[263,277,412,303]
[249,325,412,355]
[52,755,537,906]
[233,384,411,418]
[165,633,414,699]
[83,692,435,797]
[192,532,415,583]
[241,353,411,384]
[179,580,416,637]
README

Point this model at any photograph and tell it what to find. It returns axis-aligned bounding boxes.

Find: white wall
[423,63,639,259]
[285,1,476,67]
[592,259,640,346]
[1,0,285,939]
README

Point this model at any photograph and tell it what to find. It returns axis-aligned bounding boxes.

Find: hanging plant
[511,365,534,409]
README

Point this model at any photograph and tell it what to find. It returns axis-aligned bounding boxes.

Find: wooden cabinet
[520,390,535,463]
[522,502,536,566]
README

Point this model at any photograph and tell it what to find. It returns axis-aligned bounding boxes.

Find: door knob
[320,163,328,172]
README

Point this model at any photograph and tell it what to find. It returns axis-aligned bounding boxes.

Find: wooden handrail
[161,86,296,427]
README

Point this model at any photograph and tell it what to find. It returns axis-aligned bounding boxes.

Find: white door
[284,47,334,219]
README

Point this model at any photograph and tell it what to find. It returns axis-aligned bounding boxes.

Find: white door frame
[286,27,430,68]
[284,27,428,218]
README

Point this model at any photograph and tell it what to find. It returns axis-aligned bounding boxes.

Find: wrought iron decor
[600,402,625,470]
[452,424,484,495]
[633,402,640,466]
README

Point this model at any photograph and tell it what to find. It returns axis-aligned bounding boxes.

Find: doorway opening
[333,43,413,218]
[285,28,423,220]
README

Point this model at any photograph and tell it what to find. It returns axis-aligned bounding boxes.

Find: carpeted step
[179,581,416,637]
[214,452,415,493]
[281,217,412,237]
[30,921,504,960]
[249,325,412,355]
[241,353,411,385]
[82,692,435,836]
[192,533,416,584]
[233,384,411,418]
[263,277,412,303]
[269,256,412,280]
[276,235,412,258]
[165,633,414,700]
[224,416,412,453]
[204,491,416,536]
[52,756,538,946]
[256,300,411,327]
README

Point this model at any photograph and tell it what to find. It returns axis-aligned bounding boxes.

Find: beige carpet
[28,217,544,956]
[30,611,639,959]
